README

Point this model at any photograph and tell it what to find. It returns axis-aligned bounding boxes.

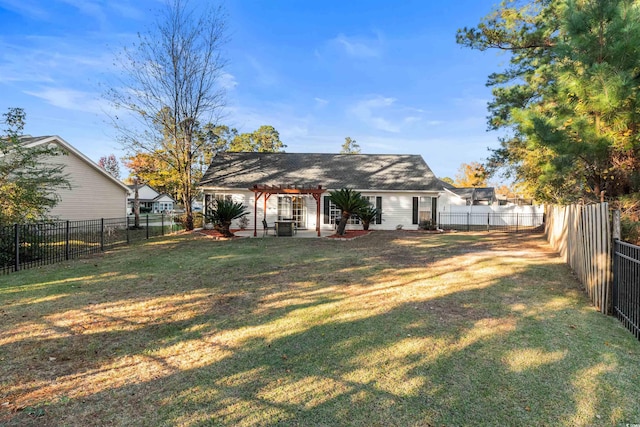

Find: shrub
[418,219,437,230]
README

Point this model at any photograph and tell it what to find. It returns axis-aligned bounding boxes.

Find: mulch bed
[327,230,372,240]
[196,228,244,240]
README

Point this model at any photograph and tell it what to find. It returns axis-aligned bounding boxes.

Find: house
[199,152,451,235]
[441,187,496,206]
[17,136,130,220]
[126,184,176,214]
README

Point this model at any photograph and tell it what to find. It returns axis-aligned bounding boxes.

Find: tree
[228,125,286,152]
[329,188,369,236]
[122,152,180,198]
[454,162,487,187]
[340,137,361,154]
[440,177,454,185]
[205,199,248,237]
[106,0,228,230]
[98,154,121,179]
[0,108,70,223]
[458,0,640,203]
[356,205,380,231]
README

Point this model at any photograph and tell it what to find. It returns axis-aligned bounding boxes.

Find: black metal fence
[613,239,640,340]
[1,214,184,275]
[438,212,545,233]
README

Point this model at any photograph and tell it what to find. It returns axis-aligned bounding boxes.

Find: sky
[0,0,508,181]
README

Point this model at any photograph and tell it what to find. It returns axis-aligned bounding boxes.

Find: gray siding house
[199,152,450,233]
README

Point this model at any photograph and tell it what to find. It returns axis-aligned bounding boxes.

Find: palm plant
[329,188,369,235]
[356,205,380,231]
[205,199,248,237]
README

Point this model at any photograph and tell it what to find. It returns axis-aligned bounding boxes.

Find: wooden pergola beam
[249,185,325,237]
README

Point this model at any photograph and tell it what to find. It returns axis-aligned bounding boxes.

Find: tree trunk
[336,212,350,235]
[215,220,233,237]
[363,221,370,231]
[134,178,140,228]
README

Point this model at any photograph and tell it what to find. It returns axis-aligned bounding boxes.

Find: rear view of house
[199,152,451,234]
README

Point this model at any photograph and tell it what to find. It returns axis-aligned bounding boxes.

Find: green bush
[621,217,640,245]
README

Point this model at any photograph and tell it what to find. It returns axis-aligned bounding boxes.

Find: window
[205,193,233,216]
[328,196,376,225]
[419,196,432,222]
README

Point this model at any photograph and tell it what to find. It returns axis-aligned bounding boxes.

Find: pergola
[249,184,326,237]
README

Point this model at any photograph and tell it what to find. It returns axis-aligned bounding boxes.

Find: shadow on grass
[1,232,639,426]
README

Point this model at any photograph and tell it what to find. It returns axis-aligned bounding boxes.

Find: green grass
[1,231,639,426]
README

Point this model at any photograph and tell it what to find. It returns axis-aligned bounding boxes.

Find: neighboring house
[127,184,176,214]
[199,152,451,234]
[18,135,130,220]
[441,187,496,206]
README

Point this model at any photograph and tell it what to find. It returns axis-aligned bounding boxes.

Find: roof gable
[199,152,446,192]
[18,136,130,192]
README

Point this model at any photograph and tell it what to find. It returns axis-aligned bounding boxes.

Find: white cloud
[218,72,238,90]
[349,96,401,133]
[332,33,382,58]
[314,97,329,108]
[24,87,110,115]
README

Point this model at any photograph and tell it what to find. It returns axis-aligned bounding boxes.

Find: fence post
[146,215,149,240]
[467,212,470,232]
[612,210,621,241]
[126,216,130,244]
[516,213,519,233]
[14,224,20,272]
[65,220,70,261]
[487,213,490,232]
[161,213,165,236]
[100,218,104,251]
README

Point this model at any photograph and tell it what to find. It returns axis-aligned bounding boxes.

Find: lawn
[1,231,639,426]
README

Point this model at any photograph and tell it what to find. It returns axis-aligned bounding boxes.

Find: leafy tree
[0,108,70,223]
[106,0,228,230]
[98,154,121,179]
[228,125,286,152]
[122,152,180,198]
[205,199,248,237]
[454,162,488,187]
[458,0,640,203]
[329,188,369,236]
[440,176,454,185]
[340,137,361,154]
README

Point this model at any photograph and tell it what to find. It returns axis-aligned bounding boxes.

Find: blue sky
[0,0,506,180]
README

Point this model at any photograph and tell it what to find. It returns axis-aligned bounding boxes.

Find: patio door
[278,196,307,229]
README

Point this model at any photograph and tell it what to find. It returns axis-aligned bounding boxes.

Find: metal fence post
[100,218,104,251]
[146,215,149,239]
[65,220,70,261]
[467,213,470,232]
[126,216,130,244]
[161,213,165,236]
[14,224,20,272]
[487,213,490,232]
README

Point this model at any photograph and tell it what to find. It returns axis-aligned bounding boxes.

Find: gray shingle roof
[199,152,447,191]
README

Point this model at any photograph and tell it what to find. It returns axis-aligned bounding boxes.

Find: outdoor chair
[262,218,276,236]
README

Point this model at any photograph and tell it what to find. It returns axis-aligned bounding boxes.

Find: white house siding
[203,190,440,231]
[46,147,128,220]
[342,191,439,231]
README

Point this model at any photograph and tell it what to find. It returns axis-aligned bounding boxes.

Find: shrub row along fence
[438,212,545,233]
[545,203,612,314]
[0,214,184,275]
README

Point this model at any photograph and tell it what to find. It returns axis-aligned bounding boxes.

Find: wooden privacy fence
[545,203,612,314]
